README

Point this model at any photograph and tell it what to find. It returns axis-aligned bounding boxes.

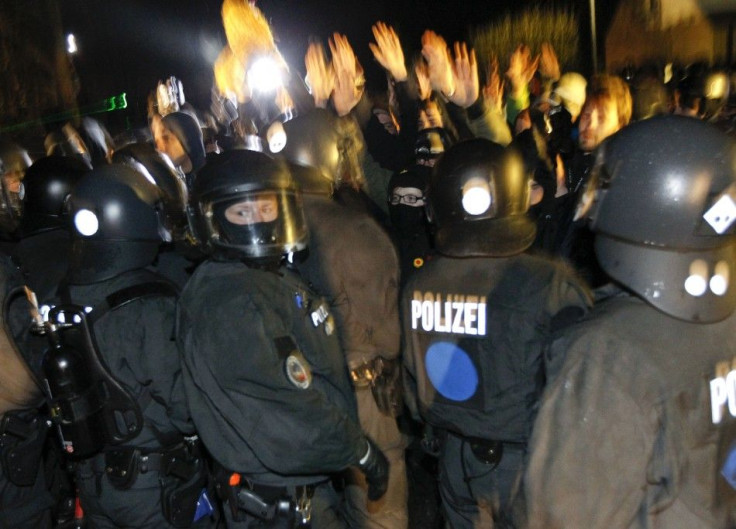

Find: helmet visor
[202,189,308,259]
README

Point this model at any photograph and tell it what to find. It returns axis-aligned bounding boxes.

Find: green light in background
[106,93,127,111]
[0,93,129,133]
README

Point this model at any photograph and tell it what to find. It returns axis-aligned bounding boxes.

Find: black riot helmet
[112,143,189,240]
[44,123,92,167]
[190,149,307,262]
[428,138,535,257]
[79,117,114,166]
[577,115,736,322]
[66,163,172,284]
[277,108,341,195]
[20,155,90,237]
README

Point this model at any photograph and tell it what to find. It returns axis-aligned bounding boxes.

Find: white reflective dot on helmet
[710,260,730,296]
[267,121,287,153]
[74,209,99,236]
[462,178,492,215]
[684,259,709,297]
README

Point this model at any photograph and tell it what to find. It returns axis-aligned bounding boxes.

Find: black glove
[356,438,389,501]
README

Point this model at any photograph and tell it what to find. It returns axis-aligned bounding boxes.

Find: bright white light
[247,57,283,93]
[74,209,98,236]
[710,260,730,296]
[462,178,491,215]
[66,34,77,54]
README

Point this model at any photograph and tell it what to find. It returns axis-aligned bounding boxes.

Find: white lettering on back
[410,291,487,336]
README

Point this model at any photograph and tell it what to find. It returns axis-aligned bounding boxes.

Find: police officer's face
[578,97,620,152]
[224,194,279,225]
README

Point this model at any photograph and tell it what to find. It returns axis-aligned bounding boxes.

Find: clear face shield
[201,189,308,259]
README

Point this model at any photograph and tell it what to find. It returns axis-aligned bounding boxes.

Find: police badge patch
[285,354,312,389]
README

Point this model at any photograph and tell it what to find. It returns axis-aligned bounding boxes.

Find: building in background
[0,0,78,155]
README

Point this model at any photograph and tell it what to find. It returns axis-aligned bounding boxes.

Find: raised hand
[506,44,539,96]
[369,22,408,82]
[305,41,334,108]
[329,32,365,116]
[450,41,479,108]
[414,60,432,101]
[539,42,561,81]
[421,30,455,97]
[483,56,505,113]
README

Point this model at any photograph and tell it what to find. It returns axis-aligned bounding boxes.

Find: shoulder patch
[285,353,312,389]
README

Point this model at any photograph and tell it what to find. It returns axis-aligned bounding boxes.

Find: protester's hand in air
[369,22,408,82]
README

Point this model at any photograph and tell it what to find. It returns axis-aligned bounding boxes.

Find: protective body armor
[403,253,590,442]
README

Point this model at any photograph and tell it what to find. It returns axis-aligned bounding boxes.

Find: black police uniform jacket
[177,260,366,486]
[402,252,591,442]
[66,268,192,448]
[522,289,736,528]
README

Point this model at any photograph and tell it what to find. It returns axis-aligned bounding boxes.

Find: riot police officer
[0,158,54,529]
[180,148,389,528]
[4,154,92,528]
[56,163,212,528]
[278,109,408,529]
[112,142,197,287]
[520,115,736,528]
[401,138,591,527]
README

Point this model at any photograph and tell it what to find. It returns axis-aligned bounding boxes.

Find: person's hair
[586,74,633,127]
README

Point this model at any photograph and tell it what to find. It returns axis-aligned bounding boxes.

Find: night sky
[56,0,617,131]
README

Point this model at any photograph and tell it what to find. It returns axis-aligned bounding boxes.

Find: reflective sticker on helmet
[285,354,312,389]
[704,194,736,234]
[425,341,478,401]
[74,209,99,236]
